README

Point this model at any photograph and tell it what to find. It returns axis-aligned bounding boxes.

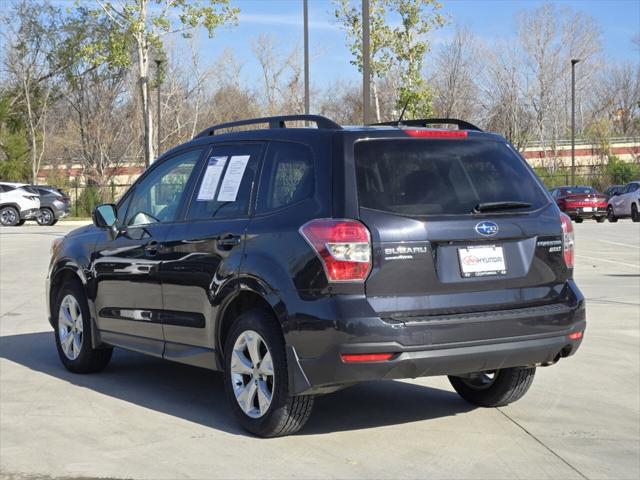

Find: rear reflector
[341,353,394,363]
[404,129,468,138]
[568,331,583,341]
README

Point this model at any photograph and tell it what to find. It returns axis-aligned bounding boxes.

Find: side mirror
[93,204,117,229]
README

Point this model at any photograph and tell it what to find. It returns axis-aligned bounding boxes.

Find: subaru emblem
[475,221,499,236]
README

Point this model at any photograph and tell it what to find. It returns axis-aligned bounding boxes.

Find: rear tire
[53,281,113,373]
[573,217,583,223]
[0,206,19,226]
[448,367,536,407]
[36,207,56,226]
[632,204,639,223]
[607,206,618,223]
[595,216,606,223]
[223,308,314,437]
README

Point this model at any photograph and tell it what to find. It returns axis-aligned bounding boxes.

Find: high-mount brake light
[560,213,574,268]
[299,219,372,282]
[341,353,394,363]
[404,129,468,138]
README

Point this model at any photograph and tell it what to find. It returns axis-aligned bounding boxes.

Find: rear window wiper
[473,201,532,213]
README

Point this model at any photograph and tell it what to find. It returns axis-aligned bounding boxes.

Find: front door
[93,147,204,355]
[159,142,264,366]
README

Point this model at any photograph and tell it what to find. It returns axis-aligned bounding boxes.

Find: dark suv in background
[30,185,71,225]
[47,115,585,437]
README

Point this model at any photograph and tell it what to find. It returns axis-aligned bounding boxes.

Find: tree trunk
[135,7,154,167]
[372,82,381,123]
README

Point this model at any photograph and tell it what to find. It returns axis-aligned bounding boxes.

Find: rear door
[159,142,264,363]
[353,136,566,316]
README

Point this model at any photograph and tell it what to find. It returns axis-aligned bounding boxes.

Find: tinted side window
[256,142,315,214]
[0,185,6,193]
[125,148,202,226]
[187,143,262,221]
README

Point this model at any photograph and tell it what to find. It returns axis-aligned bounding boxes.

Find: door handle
[217,234,241,250]
[144,240,161,257]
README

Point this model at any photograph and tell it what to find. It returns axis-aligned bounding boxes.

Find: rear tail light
[560,213,574,268]
[299,218,372,282]
[341,353,394,363]
[404,129,468,138]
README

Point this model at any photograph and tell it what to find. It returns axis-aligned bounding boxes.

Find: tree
[251,34,303,116]
[517,3,601,169]
[334,0,444,121]
[430,26,480,120]
[86,0,238,166]
[1,0,61,183]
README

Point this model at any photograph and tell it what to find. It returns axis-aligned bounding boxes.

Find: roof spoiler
[370,118,482,132]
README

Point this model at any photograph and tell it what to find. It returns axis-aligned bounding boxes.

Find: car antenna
[397,98,411,125]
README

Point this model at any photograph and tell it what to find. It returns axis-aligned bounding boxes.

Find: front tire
[607,206,618,223]
[632,204,639,223]
[223,308,314,437]
[448,367,536,407]
[0,206,19,226]
[573,217,583,223]
[595,216,606,223]
[53,281,113,373]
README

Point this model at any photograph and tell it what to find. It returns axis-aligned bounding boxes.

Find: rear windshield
[355,139,548,216]
[563,187,596,195]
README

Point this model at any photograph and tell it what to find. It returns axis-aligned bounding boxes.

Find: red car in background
[549,186,607,223]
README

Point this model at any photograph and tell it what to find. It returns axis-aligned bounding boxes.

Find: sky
[3,0,639,87]
[178,0,640,87]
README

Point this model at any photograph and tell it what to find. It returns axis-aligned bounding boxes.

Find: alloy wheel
[58,294,83,360]
[230,330,275,418]
[0,208,18,226]
[459,370,498,391]
[38,209,53,225]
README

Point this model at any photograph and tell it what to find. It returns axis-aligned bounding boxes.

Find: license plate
[583,207,593,212]
[458,245,507,278]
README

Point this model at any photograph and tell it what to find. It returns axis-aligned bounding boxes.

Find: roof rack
[371,118,483,132]
[194,115,342,138]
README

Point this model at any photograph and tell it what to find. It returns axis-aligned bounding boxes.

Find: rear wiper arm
[473,201,532,213]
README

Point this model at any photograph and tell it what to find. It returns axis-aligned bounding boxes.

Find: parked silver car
[607,181,640,222]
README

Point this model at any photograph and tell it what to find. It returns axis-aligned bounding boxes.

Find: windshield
[563,187,597,195]
[355,139,548,216]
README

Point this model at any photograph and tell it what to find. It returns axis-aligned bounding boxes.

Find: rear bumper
[286,282,586,395]
[565,207,606,218]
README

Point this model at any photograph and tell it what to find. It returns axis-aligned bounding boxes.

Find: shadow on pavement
[0,331,474,436]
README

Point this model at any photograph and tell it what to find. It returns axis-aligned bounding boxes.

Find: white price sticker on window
[197,156,227,201]
[217,155,250,202]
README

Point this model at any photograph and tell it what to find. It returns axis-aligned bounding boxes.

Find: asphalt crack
[497,407,589,480]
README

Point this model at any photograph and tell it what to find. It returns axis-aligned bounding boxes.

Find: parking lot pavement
[1,221,638,480]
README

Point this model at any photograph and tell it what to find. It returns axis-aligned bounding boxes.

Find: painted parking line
[576,254,640,269]
[597,239,640,249]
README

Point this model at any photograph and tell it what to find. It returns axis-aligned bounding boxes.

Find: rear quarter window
[355,139,548,216]
[256,141,315,214]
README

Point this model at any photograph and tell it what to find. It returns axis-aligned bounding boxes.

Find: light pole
[155,59,162,159]
[303,0,310,116]
[571,58,581,186]
[362,0,371,125]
